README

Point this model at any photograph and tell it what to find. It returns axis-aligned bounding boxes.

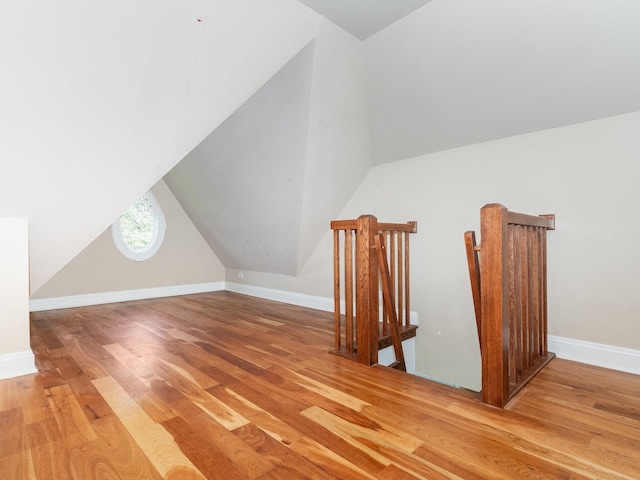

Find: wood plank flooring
[1,291,639,479]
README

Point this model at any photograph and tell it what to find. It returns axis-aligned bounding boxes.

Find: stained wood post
[480,204,510,407]
[355,215,379,366]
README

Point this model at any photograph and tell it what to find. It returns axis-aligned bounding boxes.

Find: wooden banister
[466,204,555,408]
[355,215,379,366]
[331,215,417,369]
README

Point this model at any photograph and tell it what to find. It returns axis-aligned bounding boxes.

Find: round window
[111,190,166,261]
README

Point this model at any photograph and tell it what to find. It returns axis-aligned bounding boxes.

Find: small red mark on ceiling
[197,18,203,23]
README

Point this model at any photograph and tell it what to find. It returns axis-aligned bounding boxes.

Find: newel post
[355,215,379,366]
[480,204,510,407]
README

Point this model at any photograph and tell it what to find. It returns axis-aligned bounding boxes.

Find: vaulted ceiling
[165,0,640,277]
[165,43,315,275]
[4,1,640,291]
[364,0,640,164]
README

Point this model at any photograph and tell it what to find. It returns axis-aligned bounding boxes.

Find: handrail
[466,204,555,408]
[331,220,417,232]
[331,215,417,369]
[506,211,555,229]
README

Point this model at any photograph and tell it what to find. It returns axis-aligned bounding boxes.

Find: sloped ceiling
[365,0,640,164]
[162,0,640,279]
[1,0,319,292]
[13,0,640,290]
[165,43,315,275]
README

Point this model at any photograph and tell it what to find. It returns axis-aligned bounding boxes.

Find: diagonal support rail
[464,231,482,349]
[375,233,406,371]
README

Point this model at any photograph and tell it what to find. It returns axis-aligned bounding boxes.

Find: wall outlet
[238,272,244,280]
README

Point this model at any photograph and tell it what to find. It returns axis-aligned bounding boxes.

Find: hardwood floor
[1,291,639,479]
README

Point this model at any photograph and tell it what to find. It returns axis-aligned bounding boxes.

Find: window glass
[111,191,166,261]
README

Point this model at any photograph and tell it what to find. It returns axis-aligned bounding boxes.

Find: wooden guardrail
[331,215,417,370]
[465,204,555,408]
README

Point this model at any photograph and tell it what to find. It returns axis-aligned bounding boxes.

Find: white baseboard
[0,350,37,380]
[225,282,420,325]
[225,282,335,312]
[223,285,638,377]
[29,284,640,378]
[31,281,420,324]
[548,335,640,375]
[29,282,226,312]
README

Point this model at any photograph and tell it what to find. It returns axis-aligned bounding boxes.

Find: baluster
[333,229,341,352]
[345,229,354,355]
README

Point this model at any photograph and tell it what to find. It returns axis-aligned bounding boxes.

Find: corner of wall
[0,350,37,380]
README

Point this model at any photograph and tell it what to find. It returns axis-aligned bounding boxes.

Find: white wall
[165,42,316,276]
[168,19,371,277]
[337,112,640,389]
[224,21,372,287]
[31,180,225,300]
[297,21,372,269]
[0,219,36,379]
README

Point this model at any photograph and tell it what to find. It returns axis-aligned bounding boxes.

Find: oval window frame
[111,190,166,261]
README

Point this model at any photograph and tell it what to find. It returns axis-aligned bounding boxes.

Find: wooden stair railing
[465,204,556,408]
[331,215,417,370]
